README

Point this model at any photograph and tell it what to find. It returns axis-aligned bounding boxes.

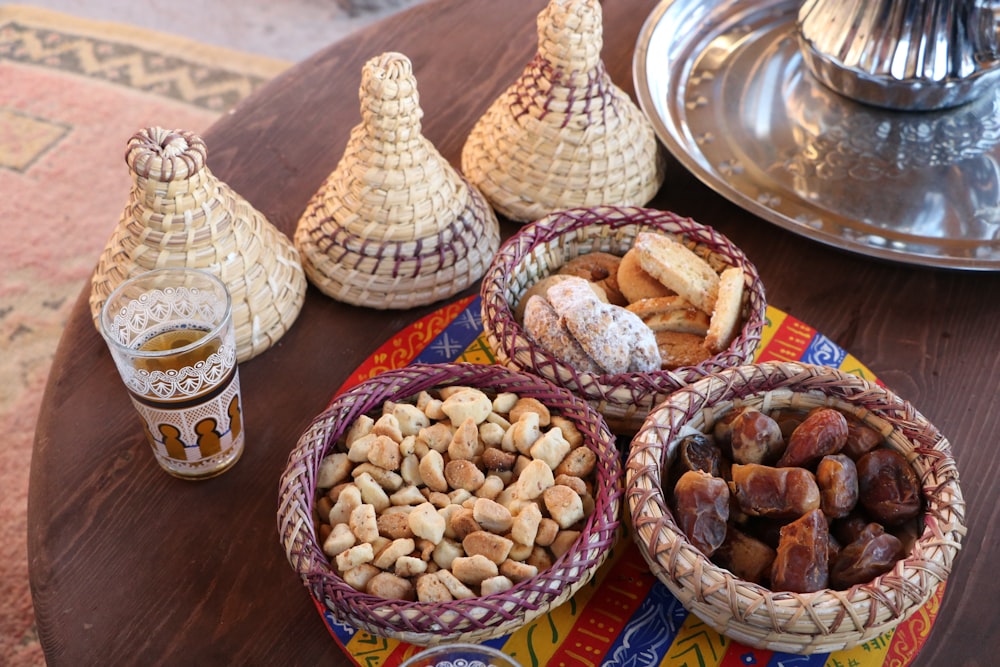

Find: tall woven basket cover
[294,52,501,310]
[89,127,308,362]
[461,0,666,223]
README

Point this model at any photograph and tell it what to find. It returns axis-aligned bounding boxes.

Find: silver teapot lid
[797,0,1000,110]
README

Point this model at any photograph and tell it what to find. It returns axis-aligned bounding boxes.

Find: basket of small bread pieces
[625,361,966,654]
[278,362,621,646]
[480,205,767,433]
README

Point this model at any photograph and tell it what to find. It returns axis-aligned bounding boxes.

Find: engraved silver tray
[633,0,1000,270]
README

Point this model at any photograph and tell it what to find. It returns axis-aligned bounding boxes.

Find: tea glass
[399,643,522,667]
[99,267,245,479]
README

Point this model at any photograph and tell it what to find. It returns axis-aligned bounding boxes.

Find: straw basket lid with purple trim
[480,205,767,434]
[90,127,307,363]
[625,361,966,654]
[461,0,665,223]
[277,362,621,646]
[294,52,500,310]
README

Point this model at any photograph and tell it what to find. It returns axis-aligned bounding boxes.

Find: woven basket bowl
[480,205,767,434]
[277,362,621,646]
[625,361,966,654]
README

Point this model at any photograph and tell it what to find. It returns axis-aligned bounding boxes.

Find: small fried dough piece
[452,554,500,586]
[366,571,415,601]
[554,445,596,478]
[542,485,585,529]
[416,572,455,603]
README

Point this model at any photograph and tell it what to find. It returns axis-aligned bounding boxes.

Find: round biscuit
[558,252,628,306]
[655,330,713,369]
[617,247,675,303]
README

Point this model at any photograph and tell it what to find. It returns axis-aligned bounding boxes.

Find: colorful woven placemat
[321,294,943,667]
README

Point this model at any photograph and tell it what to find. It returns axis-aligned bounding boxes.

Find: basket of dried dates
[625,361,966,654]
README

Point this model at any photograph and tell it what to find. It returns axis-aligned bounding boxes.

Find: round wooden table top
[28,0,1000,665]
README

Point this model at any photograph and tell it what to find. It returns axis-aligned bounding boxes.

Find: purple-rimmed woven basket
[625,361,966,654]
[277,362,621,646]
[480,205,767,433]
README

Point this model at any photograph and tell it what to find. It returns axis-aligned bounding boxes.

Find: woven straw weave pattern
[89,127,307,362]
[277,362,621,645]
[296,52,500,309]
[626,361,966,654]
[480,206,767,433]
[461,0,665,223]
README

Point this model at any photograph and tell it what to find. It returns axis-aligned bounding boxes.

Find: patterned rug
[0,6,290,664]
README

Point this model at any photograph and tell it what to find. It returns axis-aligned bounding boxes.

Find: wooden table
[28,0,1000,664]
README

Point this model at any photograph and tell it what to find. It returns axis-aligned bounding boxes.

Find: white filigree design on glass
[124,343,237,399]
[110,286,237,399]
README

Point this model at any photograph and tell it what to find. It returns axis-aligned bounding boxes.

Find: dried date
[712,410,740,446]
[730,408,784,465]
[888,517,922,557]
[816,454,858,519]
[776,408,848,468]
[713,527,777,585]
[827,532,841,571]
[856,449,921,525]
[842,419,884,460]
[674,470,730,557]
[731,463,820,520]
[830,522,903,588]
[770,408,808,440]
[668,403,919,595]
[672,433,721,478]
[771,509,830,593]
[739,516,785,550]
[831,511,870,546]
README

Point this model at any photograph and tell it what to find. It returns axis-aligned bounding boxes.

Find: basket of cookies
[625,361,966,654]
[480,205,767,433]
[277,362,621,646]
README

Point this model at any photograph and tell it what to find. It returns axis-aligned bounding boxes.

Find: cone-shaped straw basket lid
[461,0,665,223]
[295,52,500,310]
[90,127,307,362]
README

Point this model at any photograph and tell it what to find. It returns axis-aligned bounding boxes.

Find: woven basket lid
[295,52,500,310]
[89,127,307,362]
[461,0,666,223]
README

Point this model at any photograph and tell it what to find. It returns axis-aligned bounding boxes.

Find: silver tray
[633,0,1000,270]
